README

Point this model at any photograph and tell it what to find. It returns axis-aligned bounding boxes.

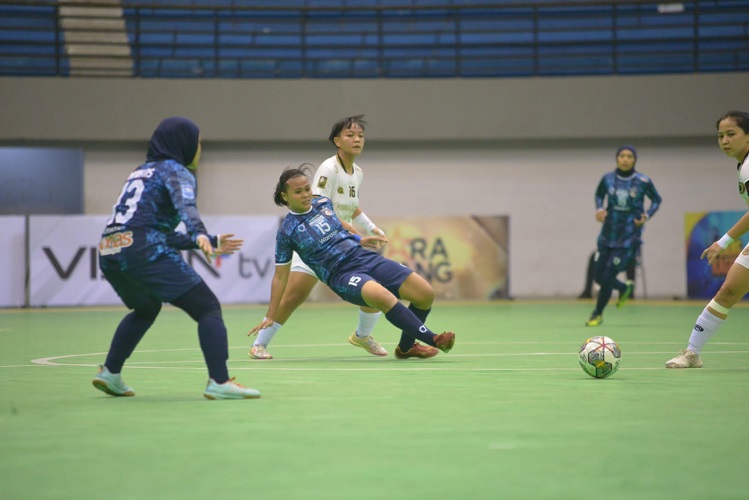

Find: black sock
[398,304,432,351]
[385,302,435,349]
[594,282,613,316]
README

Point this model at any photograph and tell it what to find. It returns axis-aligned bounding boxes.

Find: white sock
[687,308,724,354]
[356,311,381,337]
[254,321,282,347]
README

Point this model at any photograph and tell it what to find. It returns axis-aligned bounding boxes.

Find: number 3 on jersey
[107,179,145,225]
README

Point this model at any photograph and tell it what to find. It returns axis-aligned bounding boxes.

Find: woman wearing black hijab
[93,117,260,400]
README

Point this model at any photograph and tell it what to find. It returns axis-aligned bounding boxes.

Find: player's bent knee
[171,281,222,322]
[132,297,162,322]
[361,282,397,312]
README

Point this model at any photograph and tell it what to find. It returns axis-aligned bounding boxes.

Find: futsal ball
[579,336,621,379]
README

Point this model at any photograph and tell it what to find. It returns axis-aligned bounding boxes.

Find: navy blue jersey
[99,159,212,269]
[276,197,363,285]
[595,171,662,248]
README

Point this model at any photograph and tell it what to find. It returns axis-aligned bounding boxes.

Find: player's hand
[595,209,607,223]
[634,213,648,227]
[196,234,214,264]
[701,242,724,265]
[248,317,273,336]
[361,235,389,249]
[215,233,243,255]
[372,227,386,237]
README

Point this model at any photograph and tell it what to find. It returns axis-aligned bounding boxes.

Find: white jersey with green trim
[312,155,364,223]
[738,154,749,203]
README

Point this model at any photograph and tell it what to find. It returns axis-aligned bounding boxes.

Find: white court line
[10,346,748,372]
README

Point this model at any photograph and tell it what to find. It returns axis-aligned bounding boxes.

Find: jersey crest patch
[337,187,344,194]
[181,184,195,200]
[317,176,328,189]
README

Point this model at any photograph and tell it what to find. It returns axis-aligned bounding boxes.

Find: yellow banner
[308,215,509,301]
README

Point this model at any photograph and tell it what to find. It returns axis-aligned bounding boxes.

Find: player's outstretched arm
[353,209,385,236]
[340,219,360,236]
[214,233,243,255]
[196,234,214,264]
[361,235,389,249]
[702,210,749,265]
[248,264,291,336]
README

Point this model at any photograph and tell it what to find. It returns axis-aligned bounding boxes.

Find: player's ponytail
[274,165,313,206]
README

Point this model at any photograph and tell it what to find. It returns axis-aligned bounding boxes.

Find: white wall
[83,138,745,300]
[4,72,747,299]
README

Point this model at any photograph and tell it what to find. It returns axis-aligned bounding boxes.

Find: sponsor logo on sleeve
[317,176,328,189]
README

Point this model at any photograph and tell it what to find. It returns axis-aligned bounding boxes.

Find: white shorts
[290,252,319,278]
[734,242,749,270]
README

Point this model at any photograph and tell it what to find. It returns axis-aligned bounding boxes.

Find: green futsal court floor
[1,300,748,500]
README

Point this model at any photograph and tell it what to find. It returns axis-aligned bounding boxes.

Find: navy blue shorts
[100,251,202,307]
[594,243,639,282]
[326,250,413,307]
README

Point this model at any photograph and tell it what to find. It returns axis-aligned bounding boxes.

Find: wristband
[354,212,377,234]
[717,234,735,250]
[352,233,361,243]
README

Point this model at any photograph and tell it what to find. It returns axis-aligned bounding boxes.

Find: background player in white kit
[666,111,749,368]
[249,115,389,359]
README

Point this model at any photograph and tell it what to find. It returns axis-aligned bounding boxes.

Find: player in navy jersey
[585,145,662,326]
[92,116,260,399]
[249,116,389,360]
[667,111,749,368]
[249,166,456,359]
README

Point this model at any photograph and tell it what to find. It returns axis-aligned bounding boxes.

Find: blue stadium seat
[1,0,748,78]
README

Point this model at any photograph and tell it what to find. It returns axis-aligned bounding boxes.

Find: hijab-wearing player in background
[93,116,260,400]
[585,145,662,327]
[667,111,749,368]
[249,116,395,359]
[250,166,455,360]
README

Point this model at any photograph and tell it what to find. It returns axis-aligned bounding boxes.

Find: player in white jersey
[667,111,749,368]
[249,115,390,359]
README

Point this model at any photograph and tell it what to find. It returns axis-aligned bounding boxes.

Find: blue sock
[398,304,431,352]
[385,302,435,349]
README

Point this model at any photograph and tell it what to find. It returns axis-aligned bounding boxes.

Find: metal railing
[0,0,747,77]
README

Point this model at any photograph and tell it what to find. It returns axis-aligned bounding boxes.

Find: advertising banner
[29,215,278,307]
[685,211,746,299]
[308,215,509,302]
[0,216,26,307]
[183,215,278,304]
